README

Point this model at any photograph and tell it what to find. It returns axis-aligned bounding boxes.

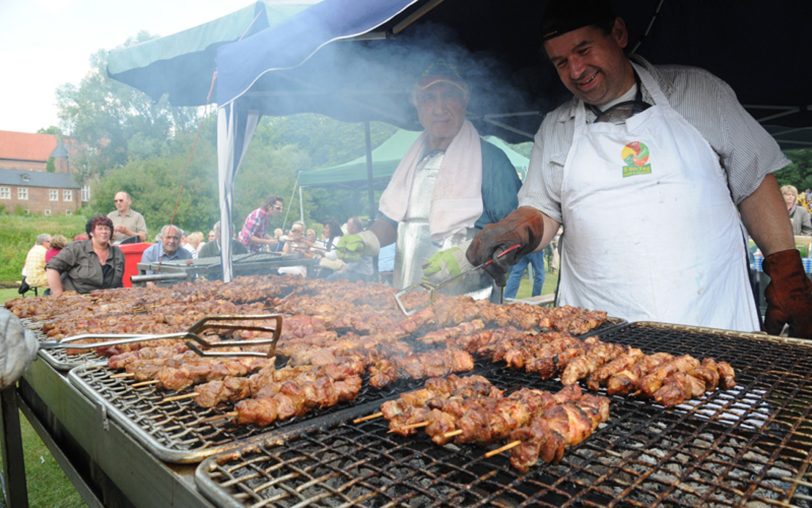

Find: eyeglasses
[114,199,124,202]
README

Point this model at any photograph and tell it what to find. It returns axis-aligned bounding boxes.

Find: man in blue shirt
[140,224,193,274]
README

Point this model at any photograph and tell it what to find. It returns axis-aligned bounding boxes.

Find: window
[44,209,52,216]
[18,187,28,200]
[49,189,58,201]
[63,189,73,201]
[0,187,9,199]
[81,185,91,202]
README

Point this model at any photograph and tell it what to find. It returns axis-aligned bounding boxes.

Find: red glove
[466,207,545,285]
[762,249,812,339]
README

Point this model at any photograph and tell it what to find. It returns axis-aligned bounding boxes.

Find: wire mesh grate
[197,323,812,507]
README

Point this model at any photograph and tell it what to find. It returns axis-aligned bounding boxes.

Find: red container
[119,243,152,287]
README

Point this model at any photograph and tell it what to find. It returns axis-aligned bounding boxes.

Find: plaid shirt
[238,207,269,252]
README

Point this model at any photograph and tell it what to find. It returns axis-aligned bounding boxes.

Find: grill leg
[0,386,28,508]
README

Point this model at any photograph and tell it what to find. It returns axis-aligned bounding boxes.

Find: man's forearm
[738,174,794,256]
[46,269,63,297]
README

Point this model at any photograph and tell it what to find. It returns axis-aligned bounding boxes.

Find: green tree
[776,149,812,191]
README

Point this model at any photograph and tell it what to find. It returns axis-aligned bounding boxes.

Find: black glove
[467,207,545,286]
[762,249,812,339]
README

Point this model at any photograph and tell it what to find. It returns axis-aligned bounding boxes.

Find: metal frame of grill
[195,322,812,507]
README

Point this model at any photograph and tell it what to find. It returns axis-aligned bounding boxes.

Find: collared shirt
[46,240,124,293]
[238,207,269,252]
[139,242,193,273]
[107,209,148,242]
[519,57,790,223]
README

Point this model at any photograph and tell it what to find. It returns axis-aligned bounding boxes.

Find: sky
[0,0,306,134]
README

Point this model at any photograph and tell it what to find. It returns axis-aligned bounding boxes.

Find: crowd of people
[15,0,812,343]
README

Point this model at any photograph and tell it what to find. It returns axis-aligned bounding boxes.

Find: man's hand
[466,207,545,283]
[336,230,380,262]
[423,246,473,283]
[763,249,812,339]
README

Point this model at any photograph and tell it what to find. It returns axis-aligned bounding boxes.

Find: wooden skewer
[353,412,383,424]
[130,379,160,388]
[161,392,198,404]
[387,421,430,433]
[201,411,237,424]
[443,429,463,439]
[110,372,134,379]
[484,440,521,458]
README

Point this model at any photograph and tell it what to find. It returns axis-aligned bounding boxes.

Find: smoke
[248,20,561,143]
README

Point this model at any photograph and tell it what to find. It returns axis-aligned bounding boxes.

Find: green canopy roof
[298,129,529,188]
[107,2,307,106]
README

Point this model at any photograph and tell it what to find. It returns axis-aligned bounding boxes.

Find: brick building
[0,130,89,215]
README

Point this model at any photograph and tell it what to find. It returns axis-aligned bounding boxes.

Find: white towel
[379,120,483,240]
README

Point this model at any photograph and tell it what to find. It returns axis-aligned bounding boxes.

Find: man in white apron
[336,62,521,296]
[467,0,812,338]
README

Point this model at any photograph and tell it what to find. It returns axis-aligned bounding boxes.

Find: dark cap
[413,60,468,97]
[541,0,615,41]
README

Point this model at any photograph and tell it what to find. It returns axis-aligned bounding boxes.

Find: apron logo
[621,141,652,177]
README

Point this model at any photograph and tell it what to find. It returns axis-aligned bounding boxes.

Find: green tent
[297,129,529,189]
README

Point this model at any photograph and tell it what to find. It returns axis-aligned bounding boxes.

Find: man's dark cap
[541,0,616,41]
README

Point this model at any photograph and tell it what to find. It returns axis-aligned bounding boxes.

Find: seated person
[46,216,124,296]
[279,222,310,277]
[198,221,248,258]
[140,225,193,274]
[22,233,51,293]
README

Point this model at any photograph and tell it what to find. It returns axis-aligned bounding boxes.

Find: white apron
[557,65,759,331]
[394,151,491,299]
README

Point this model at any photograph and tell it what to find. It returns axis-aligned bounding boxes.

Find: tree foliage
[776,149,812,191]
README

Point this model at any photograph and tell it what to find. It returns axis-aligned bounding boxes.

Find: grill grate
[67,358,503,463]
[22,318,105,370]
[196,323,812,507]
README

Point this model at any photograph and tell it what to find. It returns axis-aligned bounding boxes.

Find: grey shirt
[46,240,124,293]
[108,209,147,243]
[520,57,789,223]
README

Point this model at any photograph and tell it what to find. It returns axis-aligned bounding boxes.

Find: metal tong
[39,314,283,358]
[394,243,522,316]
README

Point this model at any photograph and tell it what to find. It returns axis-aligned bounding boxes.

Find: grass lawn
[1,290,86,507]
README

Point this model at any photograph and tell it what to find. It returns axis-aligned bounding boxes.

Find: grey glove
[0,308,39,389]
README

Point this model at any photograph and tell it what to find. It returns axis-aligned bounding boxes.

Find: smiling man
[139,224,192,274]
[466,0,812,338]
[335,61,521,295]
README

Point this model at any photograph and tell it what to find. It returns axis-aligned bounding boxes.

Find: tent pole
[363,121,380,277]
[364,121,375,219]
[299,185,304,225]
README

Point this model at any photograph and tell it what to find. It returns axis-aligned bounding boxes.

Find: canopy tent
[107,2,307,106]
[296,129,529,189]
[297,129,420,189]
[108,0,812,280]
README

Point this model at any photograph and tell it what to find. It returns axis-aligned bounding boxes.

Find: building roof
[0,130,58,163]
[0,169,80,189]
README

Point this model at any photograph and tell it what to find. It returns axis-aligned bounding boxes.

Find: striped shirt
[519,57,789,223]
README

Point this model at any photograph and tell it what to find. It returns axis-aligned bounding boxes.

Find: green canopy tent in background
[297,129,529,190]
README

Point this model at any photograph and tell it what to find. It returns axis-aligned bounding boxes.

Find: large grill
[195,323,812,507]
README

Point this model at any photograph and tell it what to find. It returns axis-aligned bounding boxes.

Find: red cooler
[119,243,151,287]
